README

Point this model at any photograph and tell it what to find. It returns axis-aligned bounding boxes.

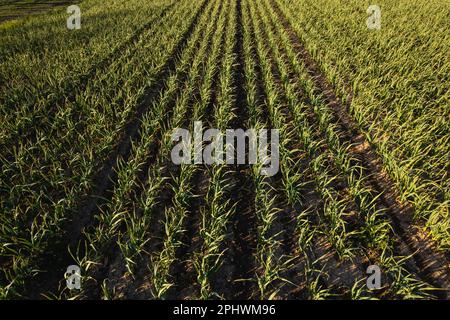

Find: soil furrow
[165,0,227,299]
[219,0,258,300]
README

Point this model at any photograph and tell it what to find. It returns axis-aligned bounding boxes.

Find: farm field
[0,0,448,300]
[0,0,73,23]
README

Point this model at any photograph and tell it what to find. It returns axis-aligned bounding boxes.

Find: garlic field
[0,0,448,300]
